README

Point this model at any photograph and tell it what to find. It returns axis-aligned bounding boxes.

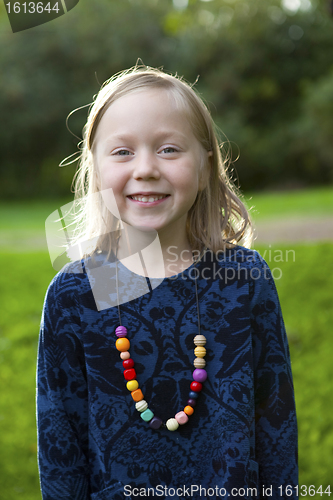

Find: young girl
[37,65,298,500]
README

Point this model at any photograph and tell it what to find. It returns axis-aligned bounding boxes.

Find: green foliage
[0,0,333,198]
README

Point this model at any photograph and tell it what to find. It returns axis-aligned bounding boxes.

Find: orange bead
[116,338,130,352]
[184,405,194,416]
[131,389,144,402]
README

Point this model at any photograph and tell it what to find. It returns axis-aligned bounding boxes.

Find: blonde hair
[69,64,253,254]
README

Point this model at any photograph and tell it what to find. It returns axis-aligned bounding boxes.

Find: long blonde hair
[69,64,253,254]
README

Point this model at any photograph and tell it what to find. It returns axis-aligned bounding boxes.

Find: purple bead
[187,399,197,407]
[149,416,163,430]
[193,368,207,383]
[115,326,127,337]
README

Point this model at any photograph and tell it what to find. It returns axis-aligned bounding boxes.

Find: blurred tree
[0,0,332,198]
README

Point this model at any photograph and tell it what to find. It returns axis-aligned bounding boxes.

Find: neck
[115,223,197,278]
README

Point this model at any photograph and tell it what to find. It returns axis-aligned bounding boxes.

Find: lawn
[0,191,332,499]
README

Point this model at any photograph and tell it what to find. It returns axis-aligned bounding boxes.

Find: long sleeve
[250,253,298,498]
[37,270,90,500]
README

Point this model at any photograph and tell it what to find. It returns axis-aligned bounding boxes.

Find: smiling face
[93,88,208,244]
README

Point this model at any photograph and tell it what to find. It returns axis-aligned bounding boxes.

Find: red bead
[124,368,136,381]
[190,381,203,392]
[122,358,135,369]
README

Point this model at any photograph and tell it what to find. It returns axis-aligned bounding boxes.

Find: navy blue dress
[37,246,298,499]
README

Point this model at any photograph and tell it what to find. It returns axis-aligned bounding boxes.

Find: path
[0,216,333,252]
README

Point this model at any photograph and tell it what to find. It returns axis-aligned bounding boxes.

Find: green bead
[140,409,154,422]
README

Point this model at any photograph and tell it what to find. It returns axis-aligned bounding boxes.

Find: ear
[198,151,212,191]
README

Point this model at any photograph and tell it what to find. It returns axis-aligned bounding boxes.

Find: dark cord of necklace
[114,241,204,334]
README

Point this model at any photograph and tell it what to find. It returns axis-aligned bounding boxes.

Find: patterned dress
[37,246,298,499]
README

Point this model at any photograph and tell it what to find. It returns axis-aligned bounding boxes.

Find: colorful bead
[193,357,206,368]
[123,358,135,369]
[194,346,206,358]
[141,409,154,422]
[166,418,179,431]
[120,351,130,360]
[115,326,128,337]
[193,368,207,383]
[190,381,203,392]
[149,416,163,430]
[116,338,130,352]
[131,389,144,402]
[135,400,148,412]
[194,334,206,346]
[126,380,139,392]
[184,405,194,416]
[175,411,189,425]
[124,368,136,381]
[116,324,208,430]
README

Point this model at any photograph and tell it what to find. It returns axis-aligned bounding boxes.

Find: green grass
[245,186,333,220]
[0,198,72,230]
[0,186,332,233]
[0,252,56,500]
[0,194,333,498]
[254,243,333,492]
[1,245,332,498]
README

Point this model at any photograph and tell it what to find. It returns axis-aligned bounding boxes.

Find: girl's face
[93,88,208,241]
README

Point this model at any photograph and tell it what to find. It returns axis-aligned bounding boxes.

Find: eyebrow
[103,130,189,144]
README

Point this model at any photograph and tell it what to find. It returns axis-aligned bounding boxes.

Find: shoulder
[43,259,87,311]
[212,245,267,272]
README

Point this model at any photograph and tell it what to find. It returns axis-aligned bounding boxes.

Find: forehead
[94,88,195,143]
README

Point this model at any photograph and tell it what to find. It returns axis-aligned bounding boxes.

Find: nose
[132,149,161,180]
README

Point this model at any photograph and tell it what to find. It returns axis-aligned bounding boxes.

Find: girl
[37,65,298,500]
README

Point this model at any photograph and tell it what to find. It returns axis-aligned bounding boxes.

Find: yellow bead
[193,357,206,368]
[116,338,130,352]
[184,405,194,416]
[126,380,139,392]
[194,334,206,346]
[194,346,206,358]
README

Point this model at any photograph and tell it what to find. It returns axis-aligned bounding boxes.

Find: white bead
[166,418,179,431]
[194,334,206,346]
[135,400,148,412]
[193,357,206,368]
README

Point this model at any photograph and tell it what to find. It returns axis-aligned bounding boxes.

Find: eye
[160,147,179,154]
[113,149,132,156]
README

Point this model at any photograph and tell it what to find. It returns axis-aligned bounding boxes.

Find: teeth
[131,195,167,202]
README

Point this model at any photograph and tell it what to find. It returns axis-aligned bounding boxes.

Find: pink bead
[115,326,127,337]
[193,368,208,383]
[120,351,130,360]
[175,411,189,425]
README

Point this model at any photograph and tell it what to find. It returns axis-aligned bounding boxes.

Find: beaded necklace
[114,244,208,431]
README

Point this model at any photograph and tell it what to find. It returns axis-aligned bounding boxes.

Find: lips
[127,193,170,203]
[127,192,170,206]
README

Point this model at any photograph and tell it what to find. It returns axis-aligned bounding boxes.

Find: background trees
[0,0,332,199]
